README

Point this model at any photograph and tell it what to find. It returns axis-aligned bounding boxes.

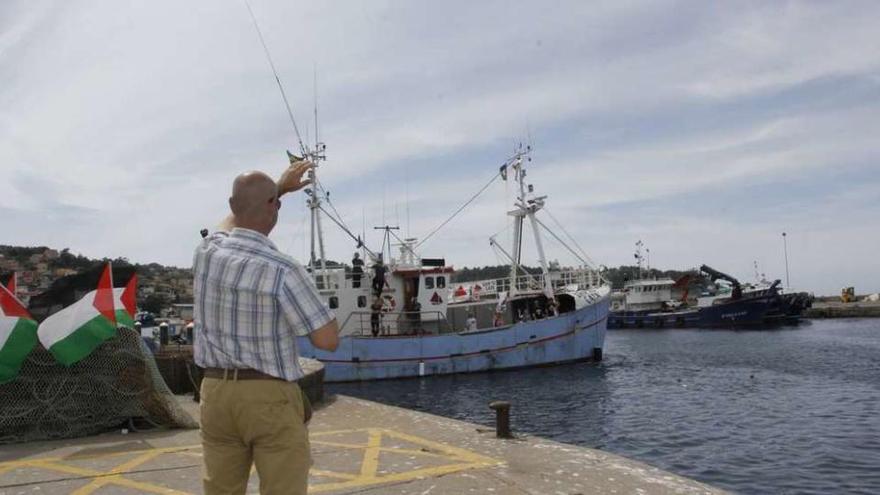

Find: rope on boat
[414,170,501,250]
[534,216,594,268]
[386,226,420,260]
[315,177,354,235]
[541,207,599,268]
[243,0,308,157]
[317,204,379,259]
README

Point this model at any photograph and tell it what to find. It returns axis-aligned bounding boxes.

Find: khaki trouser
[200,376,310,495]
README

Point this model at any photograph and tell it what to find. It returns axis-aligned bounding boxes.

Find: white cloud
[1,0,879,295]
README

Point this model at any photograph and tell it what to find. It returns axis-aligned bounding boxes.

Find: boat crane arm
[700,265,741,289]
[701,265,743,300]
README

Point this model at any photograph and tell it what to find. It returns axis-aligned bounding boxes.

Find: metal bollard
[489,401,512,438]
[159,322,169,346]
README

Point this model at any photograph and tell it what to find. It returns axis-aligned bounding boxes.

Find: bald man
[193,161,339,495]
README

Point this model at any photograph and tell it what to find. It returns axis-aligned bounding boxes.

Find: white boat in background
[609,242,686,314]
[292,145,611,381]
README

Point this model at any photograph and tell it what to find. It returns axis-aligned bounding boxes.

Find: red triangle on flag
[0,283,30,319]
[93,263,116,325]
[121,274,138,317]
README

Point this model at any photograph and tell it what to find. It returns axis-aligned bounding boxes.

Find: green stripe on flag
[48,314,117,366]
[115,310,135,329]
[0,318,38,384]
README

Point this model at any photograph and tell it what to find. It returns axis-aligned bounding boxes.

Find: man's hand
[277,160,314,197]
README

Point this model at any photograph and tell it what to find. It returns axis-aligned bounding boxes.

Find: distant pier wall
[805,301,880,318]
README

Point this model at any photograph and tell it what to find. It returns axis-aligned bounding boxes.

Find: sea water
[330,318,880,494]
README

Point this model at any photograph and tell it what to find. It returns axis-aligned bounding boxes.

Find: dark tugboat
[608,264,812,329]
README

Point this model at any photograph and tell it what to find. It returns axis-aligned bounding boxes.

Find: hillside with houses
[0,245,192,316]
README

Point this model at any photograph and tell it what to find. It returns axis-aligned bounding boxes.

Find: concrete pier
[806,300,880,318]
[0,393,723,494]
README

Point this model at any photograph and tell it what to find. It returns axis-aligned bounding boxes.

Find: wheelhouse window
[425,277,435,289]
[437,276,446,288]
[357,296,366,308]
[329,296,339,309]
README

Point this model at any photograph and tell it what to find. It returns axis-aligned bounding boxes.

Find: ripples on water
[329,318,880,495]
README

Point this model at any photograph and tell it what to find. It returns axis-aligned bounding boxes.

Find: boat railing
[451,268,604,302]
[339,310,454,337]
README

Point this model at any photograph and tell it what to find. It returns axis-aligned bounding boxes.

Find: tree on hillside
[142,293,171,315]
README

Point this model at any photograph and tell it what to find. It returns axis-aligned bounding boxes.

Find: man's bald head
[229,171,280,235]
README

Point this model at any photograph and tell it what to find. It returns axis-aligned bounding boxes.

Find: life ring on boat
[382,295,396,312]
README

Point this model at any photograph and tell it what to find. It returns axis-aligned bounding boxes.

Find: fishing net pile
[0,328,196,445]
[0,265,196,445]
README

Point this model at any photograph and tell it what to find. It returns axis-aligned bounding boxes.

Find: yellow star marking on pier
[0,429,500,494]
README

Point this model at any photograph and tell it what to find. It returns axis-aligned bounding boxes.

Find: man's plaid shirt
[193,228,334,381]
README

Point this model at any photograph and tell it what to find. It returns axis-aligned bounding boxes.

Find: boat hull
[298,294,610,382]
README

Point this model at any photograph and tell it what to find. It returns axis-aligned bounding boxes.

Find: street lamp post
[782,232,790,288]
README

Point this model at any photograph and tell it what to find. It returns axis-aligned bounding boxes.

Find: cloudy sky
[2,0,878,295]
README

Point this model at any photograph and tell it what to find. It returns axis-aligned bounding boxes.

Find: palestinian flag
[0,282,38,383]
[37,263,117,366]
[113,273,138,328]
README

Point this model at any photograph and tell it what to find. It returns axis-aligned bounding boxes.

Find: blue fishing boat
[294,146,611,382]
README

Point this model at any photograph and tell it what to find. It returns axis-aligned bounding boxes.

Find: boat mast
[507,152,525,298]
[634,240,644,279]
[305,142,328,287]
[505,145,554,301]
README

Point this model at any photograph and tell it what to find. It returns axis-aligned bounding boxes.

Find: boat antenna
[243,0,308,157]
[313,64,319,153]
[405,168,411,238]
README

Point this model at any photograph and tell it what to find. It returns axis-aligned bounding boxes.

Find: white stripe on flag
[37,290,101,349]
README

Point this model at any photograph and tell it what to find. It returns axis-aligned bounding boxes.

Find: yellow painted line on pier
[358,428,384,478]
[308,427,502,493]
[0,428,501,494]
[27,458,190,495]
[70,449,166,495]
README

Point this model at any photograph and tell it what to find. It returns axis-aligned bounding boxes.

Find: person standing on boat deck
[409,297,422,334]
[193,161,339,495]
[372,258,387,297]
[466,313,478,331]
[493,311,504,328]
[370,297,383,337]
[351,252,364,288]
